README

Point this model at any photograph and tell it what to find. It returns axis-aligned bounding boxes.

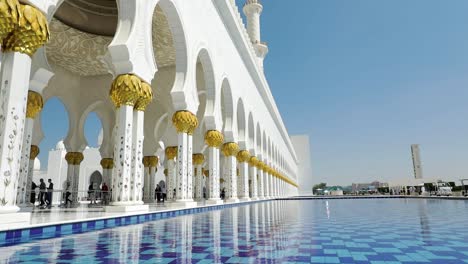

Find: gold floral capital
[222,142,239,157]
[192,153,205,165]
[163,168,168,176]
[134,82,153,111]
[143,156,158,167]
[172,110,198,134]
[0,0,21,42]
[248,156,259,167]
[26,90,43,118]
[204,130,224,148]
[100,158,114,169]
[29,145,39,160]
[65,152,84,165]
[2,4,49,56]
[256,161,263,170]
[236,150,250,163]
[165,146,178,160]
[109,74,143,108]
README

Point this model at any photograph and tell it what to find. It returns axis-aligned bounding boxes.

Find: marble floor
[2,200,249,232]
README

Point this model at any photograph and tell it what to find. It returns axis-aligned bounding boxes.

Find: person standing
[39,179,46,207]
[161,184,166,202]
[46,179,54,209]
[102,182,109,205]
[30,181,37,205]
[155,184,161,202]
[88,182,96,205]
[64,181,72,207]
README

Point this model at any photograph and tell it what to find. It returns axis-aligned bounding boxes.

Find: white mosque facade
[0,0,312,226]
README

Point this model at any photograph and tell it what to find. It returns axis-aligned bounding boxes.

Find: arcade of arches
[0,0,303,225]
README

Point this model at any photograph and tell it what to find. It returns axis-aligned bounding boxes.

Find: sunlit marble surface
[2,200,243,231]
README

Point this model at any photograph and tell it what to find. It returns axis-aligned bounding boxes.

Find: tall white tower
[411,144,423,179]
[243,0,269,70]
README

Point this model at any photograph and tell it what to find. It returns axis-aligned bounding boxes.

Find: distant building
[411,144,423,179]
[351,181,388,193]
[326,186,343,196]
[290,135,313,195]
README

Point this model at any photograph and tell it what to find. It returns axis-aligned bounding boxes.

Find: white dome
[55,140,65,150]
[34,158,41,170]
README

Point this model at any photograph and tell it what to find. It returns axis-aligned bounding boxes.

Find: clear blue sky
[251,0,468,185]
[39,0,468,186]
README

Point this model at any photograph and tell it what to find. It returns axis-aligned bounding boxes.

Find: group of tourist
[30,179,54,209]
[87,182,110,206]
[28,180,236,208]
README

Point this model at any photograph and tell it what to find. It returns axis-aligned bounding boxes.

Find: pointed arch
[221,78,236,142]
[236,98,247,149]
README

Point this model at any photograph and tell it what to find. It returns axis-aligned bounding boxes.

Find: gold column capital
[236,150,250,163]
[134,82,153,111]
[163,168,168,176]
[26,90,43,118]
[2,4,49,56]
[29,145,39,160]
[192,153,205,165]
[165,146,178,160]
[172,110,198,134]
[248,156,259,167]
[222,142,239,157]
[143,156,158,167]
[109,74,142,108]
[0,0,21,41]
[100,158,114,169]
[204,130,224,148]
[65,152,84,165]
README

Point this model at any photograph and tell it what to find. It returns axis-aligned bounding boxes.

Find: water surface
[2,199,468,263]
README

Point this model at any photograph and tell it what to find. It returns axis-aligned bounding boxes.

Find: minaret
[243,0,269,70]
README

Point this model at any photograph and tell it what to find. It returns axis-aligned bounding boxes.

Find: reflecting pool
[1,199,468,263]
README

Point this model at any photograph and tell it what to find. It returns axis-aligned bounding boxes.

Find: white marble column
[263,165,269,198]
[142,156,158,203]
[65,152,84,205]
[176,132,188,201]
[24,146,39,206]
[130,110,144,204]
[193,153,204,201]
[236,150,250,201]
[248,157,258,200]
[187,134,194,200]
[222,142,239,203]
[130,82,152,205]
[205,130,224,205]
[17,90,44,207]
[0,4,48,219]
[107,74,151,212]
[110,104,134,206]
[100,158,114,187]
[142,158,150,202]
[148,157,158,203]
[272,175,277,197]
[257,161,264,199]
[172,111,198,207]
[165,147,177,201]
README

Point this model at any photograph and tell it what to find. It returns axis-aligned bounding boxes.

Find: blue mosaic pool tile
[2,199,468,263]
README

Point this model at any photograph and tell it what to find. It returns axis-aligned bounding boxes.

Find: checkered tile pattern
[1,199,468,263]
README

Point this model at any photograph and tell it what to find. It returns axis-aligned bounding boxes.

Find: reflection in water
[211,210,221,263]
[325,200,330,219]
[418,199,432,244]
[3,200,468,263]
